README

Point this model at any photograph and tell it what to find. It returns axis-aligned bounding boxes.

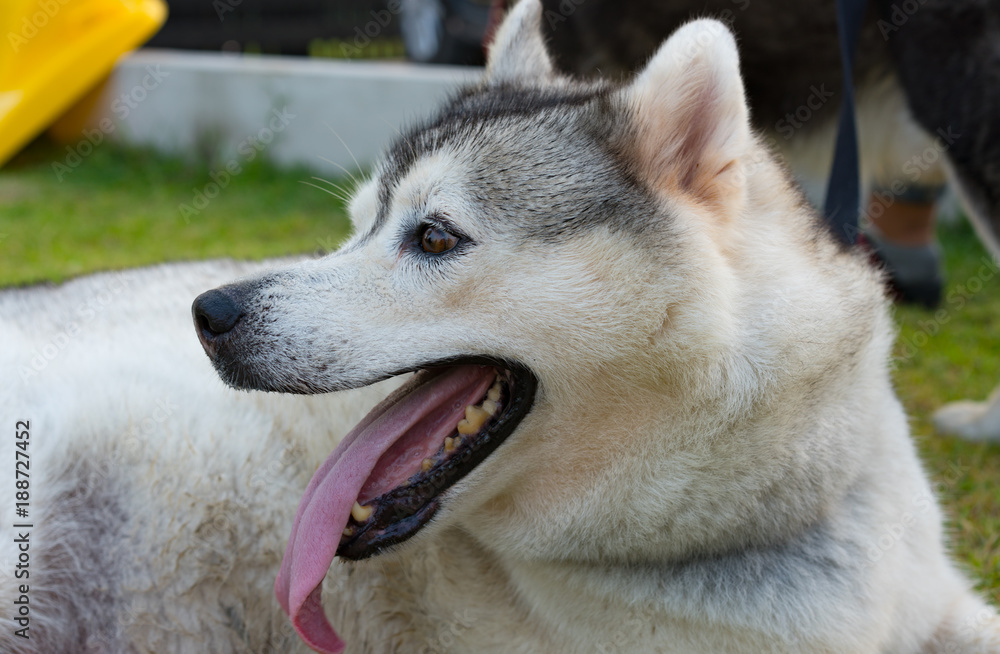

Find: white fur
[2,6,999,652]
[0,260,399,652]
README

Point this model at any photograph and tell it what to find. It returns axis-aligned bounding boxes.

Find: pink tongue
[275,364,497,654]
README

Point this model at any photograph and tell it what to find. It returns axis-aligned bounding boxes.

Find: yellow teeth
[422,458,435,472]
[444,436,458,453]
[454,380,503,437]
[343,526,355,537]
[351,501,373,522]
[457,405,490,435]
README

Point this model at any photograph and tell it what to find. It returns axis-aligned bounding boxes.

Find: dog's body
[0,260,398,652]
[2,3,1000,651]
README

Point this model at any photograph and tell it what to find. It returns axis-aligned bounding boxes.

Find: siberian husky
[2,2,999,652]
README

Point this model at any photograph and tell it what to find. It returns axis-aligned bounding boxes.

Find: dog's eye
[420,225,459,254]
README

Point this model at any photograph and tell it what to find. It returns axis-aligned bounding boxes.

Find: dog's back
[0,261,395,652]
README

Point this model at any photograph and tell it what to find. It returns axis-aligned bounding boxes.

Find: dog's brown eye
[420,225,459,254]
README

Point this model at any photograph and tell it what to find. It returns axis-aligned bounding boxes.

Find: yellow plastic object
[0,0,167,168]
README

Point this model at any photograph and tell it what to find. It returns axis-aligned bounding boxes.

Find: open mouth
[275,359,536,653]
[338,362,536,559]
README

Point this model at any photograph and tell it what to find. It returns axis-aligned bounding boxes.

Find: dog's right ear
[620,20,751,221]
[485,0,556,85]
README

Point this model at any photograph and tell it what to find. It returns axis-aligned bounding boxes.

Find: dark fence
[146,0,401,55]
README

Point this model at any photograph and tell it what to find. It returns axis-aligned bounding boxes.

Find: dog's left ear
[485,0,556,85]
[621,20,751,219]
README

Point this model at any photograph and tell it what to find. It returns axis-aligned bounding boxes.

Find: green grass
[893,225,1000,602]
[0,137,355,285]
[308,36,407,60]
[1,138,998,603]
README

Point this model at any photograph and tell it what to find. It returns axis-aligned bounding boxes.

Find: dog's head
[193,2,884,651]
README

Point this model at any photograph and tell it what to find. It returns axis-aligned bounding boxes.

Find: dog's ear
[621,20,751,219]
[485,0,555,85]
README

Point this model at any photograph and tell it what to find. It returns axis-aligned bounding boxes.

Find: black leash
[824,0,870,245]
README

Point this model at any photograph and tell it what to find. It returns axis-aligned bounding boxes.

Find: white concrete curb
[73,49,483,177]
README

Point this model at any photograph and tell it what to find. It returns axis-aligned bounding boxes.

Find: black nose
[192,289,243,340]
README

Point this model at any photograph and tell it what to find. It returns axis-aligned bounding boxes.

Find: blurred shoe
[861,228,944,309]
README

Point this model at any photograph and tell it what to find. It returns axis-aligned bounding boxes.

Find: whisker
[381,117,417,158]
[324,123,361,182]
[317,156,363,191]
[381,117,404,138]
[299,180,351,204]
[311,175,352,197]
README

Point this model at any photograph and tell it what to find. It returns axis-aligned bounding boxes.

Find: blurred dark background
[147,0,493,64]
